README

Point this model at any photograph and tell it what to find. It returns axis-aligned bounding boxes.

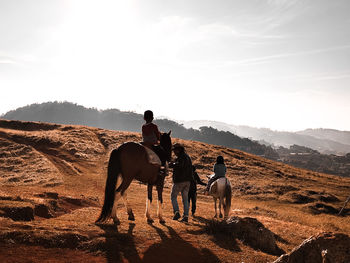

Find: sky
[1,0,350,131]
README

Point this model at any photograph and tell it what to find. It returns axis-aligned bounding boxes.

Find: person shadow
[143,223,221,263]
[97,220,221,263]
[188,215,241,253]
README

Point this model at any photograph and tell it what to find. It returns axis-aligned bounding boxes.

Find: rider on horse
[205,155,227,194]
[142,110,167,170]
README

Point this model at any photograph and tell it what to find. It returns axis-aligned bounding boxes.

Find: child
[142,110,160,148]
[188,165,206,216]
[205,155,227,193]
[142,110,166,168]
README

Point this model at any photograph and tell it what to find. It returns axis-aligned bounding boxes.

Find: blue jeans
[171,181,190,217]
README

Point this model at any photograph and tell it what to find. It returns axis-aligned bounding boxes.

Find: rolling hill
[0,119,349,262]
[183,120,350,155]
[2,101,350,177]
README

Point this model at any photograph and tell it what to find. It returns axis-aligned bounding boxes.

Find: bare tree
[338,195,350,216]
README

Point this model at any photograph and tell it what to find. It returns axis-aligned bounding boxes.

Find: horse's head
[160,131,172,161]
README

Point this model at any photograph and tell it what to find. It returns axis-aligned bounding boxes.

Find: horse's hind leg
[219,198,223,219]
[122,191,135,221]
[112,174,132,225]
[111,192,122,225]
[213,198,218,218]
[146,184,154,223]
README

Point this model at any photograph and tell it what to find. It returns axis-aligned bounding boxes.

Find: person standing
[169,143,193,222]
[188,166,206,216]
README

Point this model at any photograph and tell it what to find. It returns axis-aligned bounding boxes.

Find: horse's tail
[96,148,122,223]
[224,178,232,217]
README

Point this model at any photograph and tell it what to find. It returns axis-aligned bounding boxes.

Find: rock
[35,192,59,199]
[307,203,339,215]
[34,204,54,218]
[0,200,34,221]
[206,216,284,255]
[45,192,59,199]
[318,194,339,203]
[274,232,350,263]
[286,192,315,204]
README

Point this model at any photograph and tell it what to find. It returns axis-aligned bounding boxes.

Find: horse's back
[210,177,230,197]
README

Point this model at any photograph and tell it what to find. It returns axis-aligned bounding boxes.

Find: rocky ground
[0,119,349,263]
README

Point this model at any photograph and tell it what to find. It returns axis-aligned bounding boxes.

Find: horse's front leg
[146,184,154,223]
[213,197,218,218]
[156,183,165,224]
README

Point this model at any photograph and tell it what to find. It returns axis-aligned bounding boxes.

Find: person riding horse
[95,109,173,224]
[142,110,167,172]
[205,155,227,194]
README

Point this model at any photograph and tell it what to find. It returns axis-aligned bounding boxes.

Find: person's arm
[153,124,161,141]
[172,155,185,169]
[194,172,206,186]
[214,164,218,174]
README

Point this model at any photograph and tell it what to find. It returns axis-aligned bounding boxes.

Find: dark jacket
[171,152,193,183]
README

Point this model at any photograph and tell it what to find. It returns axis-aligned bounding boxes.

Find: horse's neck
[160,141,171,160]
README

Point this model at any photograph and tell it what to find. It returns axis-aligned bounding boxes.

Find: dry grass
[0,119,349,263]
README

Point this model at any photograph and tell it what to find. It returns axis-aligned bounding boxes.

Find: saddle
[144,146,161,166]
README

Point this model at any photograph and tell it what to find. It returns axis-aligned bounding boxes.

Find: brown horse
[96,131,172,224]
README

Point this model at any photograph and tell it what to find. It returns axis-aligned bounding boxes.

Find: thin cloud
[0,55,17,64]
[224,44,350,67]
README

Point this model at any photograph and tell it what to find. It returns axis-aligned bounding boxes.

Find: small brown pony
[96,131,172,224]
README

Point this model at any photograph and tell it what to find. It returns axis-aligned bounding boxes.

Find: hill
[183,120,350,155]
[1,101,279,159]
[297,128,350,147]
[0,119,349,262]
[2,101,350,177]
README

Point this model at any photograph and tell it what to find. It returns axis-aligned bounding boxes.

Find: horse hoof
[128,214,135,221]
[159,219,166,224]
[219,214,223,219]
[147,218,154,224]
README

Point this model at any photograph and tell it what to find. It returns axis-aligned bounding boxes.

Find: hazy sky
[1,0,350,131]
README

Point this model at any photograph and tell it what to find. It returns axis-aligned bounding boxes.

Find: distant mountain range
[0,102,279,159]
[2,101,350,177]
[182,120,350,155]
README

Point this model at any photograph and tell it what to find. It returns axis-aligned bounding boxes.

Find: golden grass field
[0,119,349,263]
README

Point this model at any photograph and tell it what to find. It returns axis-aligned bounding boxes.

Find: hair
[173,143,185,153]
[216,155,224,164]
[144,110,154,122]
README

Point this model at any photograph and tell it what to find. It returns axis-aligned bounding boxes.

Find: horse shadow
[97,222,142,263]
[97,221,220,263]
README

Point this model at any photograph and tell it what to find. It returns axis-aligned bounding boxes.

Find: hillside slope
[0,119,349,263]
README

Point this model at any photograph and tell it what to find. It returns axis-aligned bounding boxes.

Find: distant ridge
[2,101,350,177]
[183,120,350,155]
[1,101,278,160]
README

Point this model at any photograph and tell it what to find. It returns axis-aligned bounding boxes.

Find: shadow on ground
[98,221,220,263]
